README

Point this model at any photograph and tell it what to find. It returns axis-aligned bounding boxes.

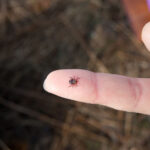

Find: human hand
[43,22,150,115]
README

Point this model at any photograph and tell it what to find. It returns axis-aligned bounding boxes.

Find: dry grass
[0,0,150,150]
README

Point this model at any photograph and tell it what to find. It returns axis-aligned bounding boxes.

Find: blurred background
[1,0,150,150]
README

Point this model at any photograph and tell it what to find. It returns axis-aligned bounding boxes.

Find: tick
[69,76,80,87]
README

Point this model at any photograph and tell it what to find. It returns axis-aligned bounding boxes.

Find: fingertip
[43,69,97,103]
[142,22,150,51]
[43,70,58,93]
[43,73,51,93]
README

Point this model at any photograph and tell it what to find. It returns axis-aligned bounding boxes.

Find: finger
[142,22,150,51]
[43,69,150,115]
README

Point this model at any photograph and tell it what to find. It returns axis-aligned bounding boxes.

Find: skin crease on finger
[43,69,150,115]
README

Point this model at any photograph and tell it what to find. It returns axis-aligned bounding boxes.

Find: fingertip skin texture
[44,69,150,115]
[43,69,97,104]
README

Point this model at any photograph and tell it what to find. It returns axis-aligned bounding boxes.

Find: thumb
[142,22,150,51]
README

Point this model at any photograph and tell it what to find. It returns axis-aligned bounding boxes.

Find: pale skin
[44,22,150,115]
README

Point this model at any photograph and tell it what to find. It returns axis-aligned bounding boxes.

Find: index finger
[43,69,150,115]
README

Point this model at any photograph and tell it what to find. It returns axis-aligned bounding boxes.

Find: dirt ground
[1,0,150,150]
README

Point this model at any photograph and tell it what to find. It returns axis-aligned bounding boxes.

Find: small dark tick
[69,76,80,87]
